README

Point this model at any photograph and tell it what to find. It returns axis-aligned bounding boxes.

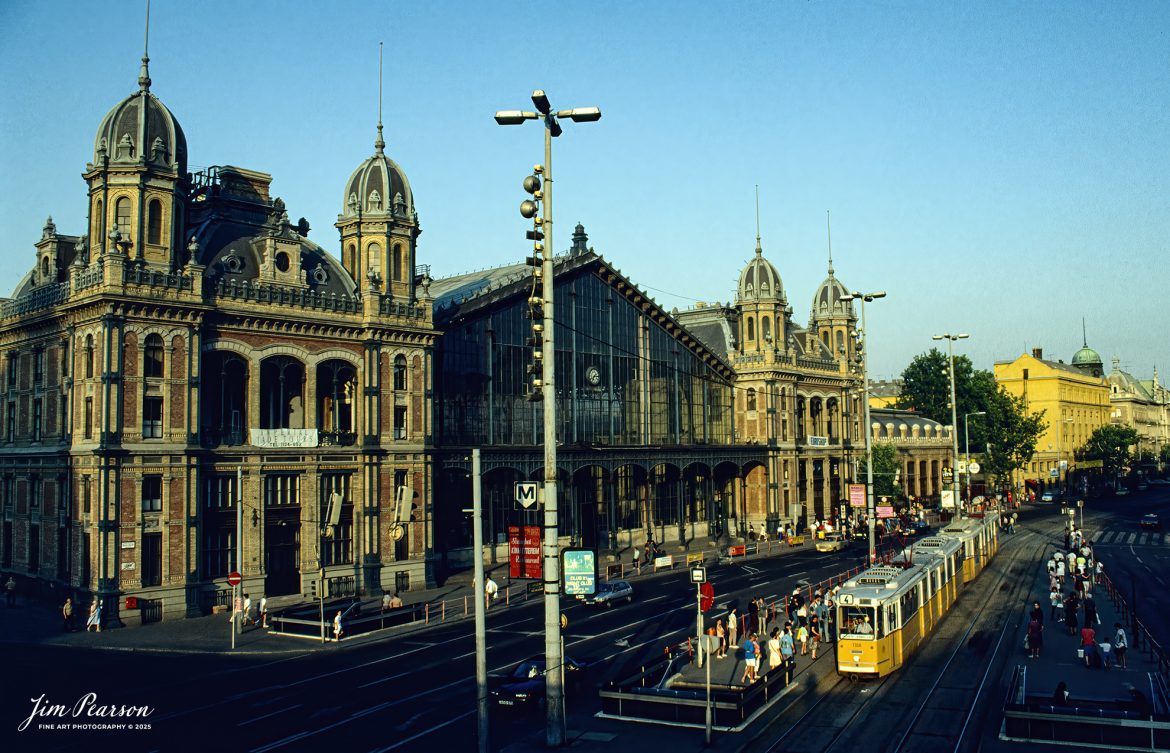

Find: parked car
[1040,490,1058,503]
[815,533,848,553]
[1115,487,1130,497]
[1140,514,1161,531]
[490,656,589,709]
[580,579,633,608]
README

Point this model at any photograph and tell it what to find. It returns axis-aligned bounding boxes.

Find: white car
[580,580,633,608]
[815,533,848,553]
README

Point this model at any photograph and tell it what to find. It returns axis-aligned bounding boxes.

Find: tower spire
[1082,317,1088,347]
[826,209,834,276]
[754,185,762,256]
[375,42,385,155]
[138,0,152,92]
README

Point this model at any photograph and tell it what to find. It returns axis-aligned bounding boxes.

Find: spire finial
[754,185,762,256]
[1082,317,1088,348]
[374,42,385,154]
[138,0,152,91]
[826,209,834,276]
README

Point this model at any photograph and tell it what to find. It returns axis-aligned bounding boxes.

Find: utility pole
[472,449,488,753]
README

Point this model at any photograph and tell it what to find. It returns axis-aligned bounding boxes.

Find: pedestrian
[1055,558,1065,585]
[1063,593,1077,634]
[780,624,795,667]
[388,592,403,609]
[382,592,392,612]
[756,595,767,631]
[767,628,782,672]
[749,523,756,542]
[1083,594,1097,628]
[1030,600,1044,626]
[809,616,822,659]
[259,595,268,628]
[484,575,499,609]
[243,593,252,626]
[728,607,739,649]
[61,597,74,632]
[86,599,101,632]
[1053,681,1070,706]
[716,618,726,659]
[1114,623,1128,669]
[797,622,809,656]
[332,610,344,641]
[1049,586,1062,621]
[1027,616,1043,659]
[748,596,759,636]
[740,633,757,684]
[1095,560,1104,585]
[5,576,15,606]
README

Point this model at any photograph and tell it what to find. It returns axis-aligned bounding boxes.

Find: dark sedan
[490,656,589,709]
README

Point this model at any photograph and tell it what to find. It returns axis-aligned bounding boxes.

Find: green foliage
[895,349,1044,488]
[1160,444,1170,467]
[859,442,902,499]
[1080,425,1140,478]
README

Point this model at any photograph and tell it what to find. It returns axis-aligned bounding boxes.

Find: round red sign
[227,571,242,587]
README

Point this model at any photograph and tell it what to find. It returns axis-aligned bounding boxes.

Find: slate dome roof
[1072,345,1103,368]
[340,127,414,219]
[737,243,785,302]
[93,88,187,174]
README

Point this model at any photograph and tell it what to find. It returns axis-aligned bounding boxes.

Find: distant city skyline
[1,1,1166,379]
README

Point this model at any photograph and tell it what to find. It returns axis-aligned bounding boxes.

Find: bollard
[441,600,446,623]
[464,595,468,617]
[506,587,510,606]
[425,603,430,625]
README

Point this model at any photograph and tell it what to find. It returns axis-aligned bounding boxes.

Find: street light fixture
[495,90,600,749]
[964,411,986,504]
[840,290,885,566]
[933,333,969,516]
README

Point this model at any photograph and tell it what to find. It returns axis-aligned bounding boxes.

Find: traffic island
[597,643,797,730]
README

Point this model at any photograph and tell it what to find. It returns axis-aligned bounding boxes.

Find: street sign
[876,505,895,519]
[941,490,955,509]
[227,571,242,586]
[508,525,542,579]
[968,461,981,475]
[1049,469,1058,478]
[562,549,597,596]
[515,481,538,508]
[957,460,968,474]
[849,484,866,507]
[700,582,714,612]
[942,467,954,485]
[690,566,707,584]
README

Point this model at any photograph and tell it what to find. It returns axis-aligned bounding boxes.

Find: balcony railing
[319,431,357,447]
[214,279,360,314]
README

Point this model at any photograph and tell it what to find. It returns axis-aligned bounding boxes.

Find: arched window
[746,388,757,412]
[367,242,382,278]
[41,257,50,278]
[144,334,164,378]
[762,316,772,343]
[836,330,845,354]
[115,197,132,238]
[746,316,755,342]
[393,355,407,391]
[147,199,163,245]
[94,199,104,243]
[345,243,356,274]
[85,335,94,378]
[393,243,404,281]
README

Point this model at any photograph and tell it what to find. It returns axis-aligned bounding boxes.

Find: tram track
[742,527,1047,753]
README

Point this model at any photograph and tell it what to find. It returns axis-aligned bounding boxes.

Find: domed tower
[335,59,420,301]
[1071,335,1104,378]
[734,233,787,355]
[808,229,855,360]
[83,36,188,268]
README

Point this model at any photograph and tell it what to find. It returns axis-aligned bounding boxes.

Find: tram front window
[839,606,877,638]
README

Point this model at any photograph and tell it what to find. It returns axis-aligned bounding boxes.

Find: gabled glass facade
[437,268,734,448]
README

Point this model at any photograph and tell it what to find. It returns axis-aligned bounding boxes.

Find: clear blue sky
[1,1,1167,380]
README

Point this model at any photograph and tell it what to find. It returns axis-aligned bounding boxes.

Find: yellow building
[868,379,902,410]
[994,346,1110,492]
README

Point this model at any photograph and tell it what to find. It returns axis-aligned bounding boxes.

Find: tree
[896,349,985,441]
[1080,425,1140,479]
[1160,443,1170,468]
[859,442,902,500]
[977,385,1047,490]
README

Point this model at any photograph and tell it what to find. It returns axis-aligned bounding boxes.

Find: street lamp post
[964,411,986,504]
[495,92,600,748]
[933,333,968,516]
[841,291,885,566]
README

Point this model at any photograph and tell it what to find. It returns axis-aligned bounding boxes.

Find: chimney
[1032,347,1043,360]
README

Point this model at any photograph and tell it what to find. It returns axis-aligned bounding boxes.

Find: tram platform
[999,540,1169,749]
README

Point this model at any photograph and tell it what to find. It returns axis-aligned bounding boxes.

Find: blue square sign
[562,549,597,596]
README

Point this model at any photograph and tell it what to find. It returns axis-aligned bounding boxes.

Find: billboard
[508,525,542,579]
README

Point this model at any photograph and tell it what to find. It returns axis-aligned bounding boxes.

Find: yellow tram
[835,511,1000,679]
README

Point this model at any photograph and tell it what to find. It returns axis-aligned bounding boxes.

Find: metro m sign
[515,481,538,509]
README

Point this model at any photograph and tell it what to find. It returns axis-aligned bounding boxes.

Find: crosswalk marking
[1092,530,1170,547]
